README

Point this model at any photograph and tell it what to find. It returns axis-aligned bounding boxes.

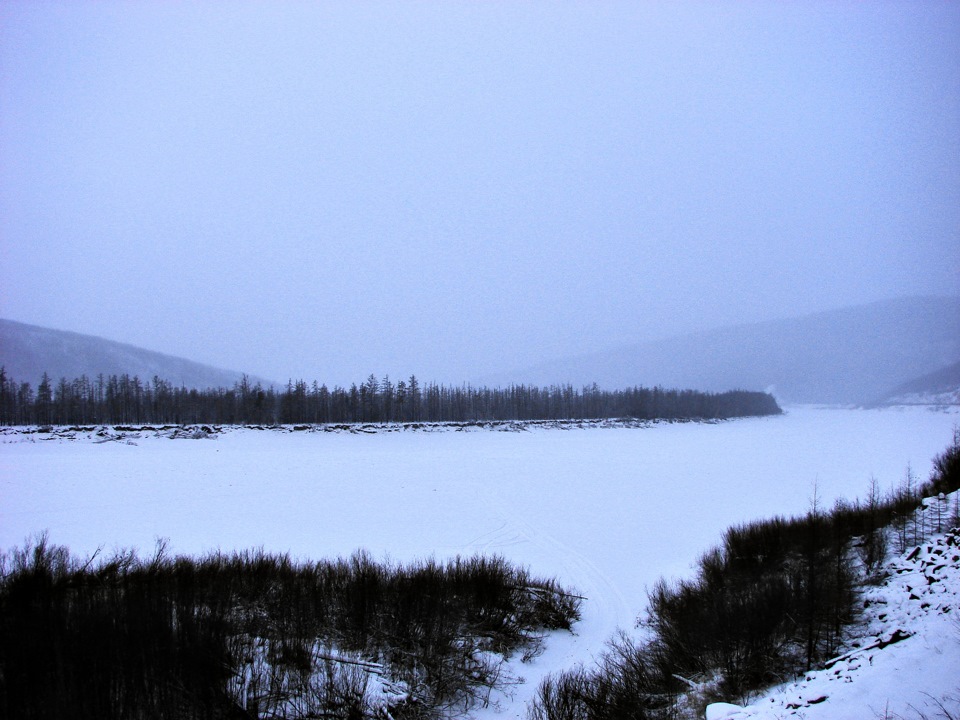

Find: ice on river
[2,404,957,717]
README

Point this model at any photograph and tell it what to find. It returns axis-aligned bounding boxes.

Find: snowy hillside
[708,499,960,720]
[880,360,960,408]
[490,297,960,405]
[0,318,275,389]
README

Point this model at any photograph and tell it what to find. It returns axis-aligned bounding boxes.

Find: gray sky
[2,1,958,385]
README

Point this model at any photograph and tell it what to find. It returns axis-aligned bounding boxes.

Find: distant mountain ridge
[0,319,275,390]
[4,296,957,404]
[490,296,960,405]
[879,359,960,406]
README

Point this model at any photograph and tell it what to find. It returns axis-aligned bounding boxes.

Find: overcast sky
[1,2,958,385]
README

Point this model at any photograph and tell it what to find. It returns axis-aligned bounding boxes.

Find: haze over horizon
[2,2,958,386]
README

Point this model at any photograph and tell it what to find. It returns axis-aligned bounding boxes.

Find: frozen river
[2,404,956,717]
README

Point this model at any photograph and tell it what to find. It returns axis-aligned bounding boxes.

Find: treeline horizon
[0,367,781,426]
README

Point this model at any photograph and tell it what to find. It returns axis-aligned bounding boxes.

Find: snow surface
[1,405,958,718]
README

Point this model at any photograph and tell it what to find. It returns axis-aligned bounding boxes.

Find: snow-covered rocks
[705,702,748,720]
[707,524,960,720]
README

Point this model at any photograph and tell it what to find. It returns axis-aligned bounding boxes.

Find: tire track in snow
[463,484,633,718]
[463,521,529,550]
[479,494,632,641]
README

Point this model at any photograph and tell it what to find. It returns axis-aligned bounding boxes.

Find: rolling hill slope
[0,319,274,390]
[878,359,960,406]
[495,297,960,405]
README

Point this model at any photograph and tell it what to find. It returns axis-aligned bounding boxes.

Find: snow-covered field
[2,405,958,717]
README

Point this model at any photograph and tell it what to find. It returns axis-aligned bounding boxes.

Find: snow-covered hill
[708,496,960,720]
[488,296,960,405]
[879,360,960,408]
[0,318,275,389]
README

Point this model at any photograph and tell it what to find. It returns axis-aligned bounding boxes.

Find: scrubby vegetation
[0,544,580,719]
[529,430,960,720]
[0,366,780,426]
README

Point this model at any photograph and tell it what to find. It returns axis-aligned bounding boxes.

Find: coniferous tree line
[0,367,781,427]
[0,542,580,720]
[529,432,960,720]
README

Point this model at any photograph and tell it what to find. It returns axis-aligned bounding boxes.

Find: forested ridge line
[0,367,781,426]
